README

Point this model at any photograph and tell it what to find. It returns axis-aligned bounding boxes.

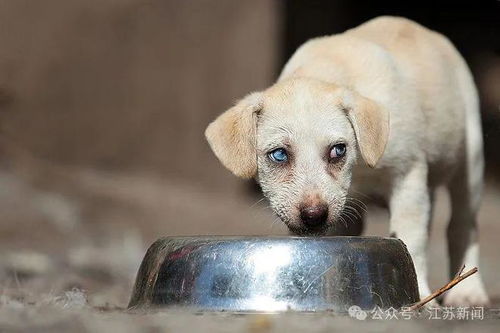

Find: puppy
[205,16,489,306]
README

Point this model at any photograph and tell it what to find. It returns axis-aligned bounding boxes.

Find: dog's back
[280,16,480,185]
[349,16,481,185]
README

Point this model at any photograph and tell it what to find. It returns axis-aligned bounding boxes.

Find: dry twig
[408,266,478,311]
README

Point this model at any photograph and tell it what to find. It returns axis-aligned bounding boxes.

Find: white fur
[206,16,489,305]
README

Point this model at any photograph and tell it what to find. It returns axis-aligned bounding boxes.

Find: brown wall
[0,0,281,190]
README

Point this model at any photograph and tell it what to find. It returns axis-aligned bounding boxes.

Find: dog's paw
[443,276,490,306]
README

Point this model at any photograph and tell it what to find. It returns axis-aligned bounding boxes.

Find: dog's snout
[299,204,328,227]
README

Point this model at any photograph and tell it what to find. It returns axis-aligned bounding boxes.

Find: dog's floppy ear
[342,90,389,168]
[205,92,263,178]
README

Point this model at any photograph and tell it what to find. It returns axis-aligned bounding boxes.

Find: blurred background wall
[0,0,498,307]
[0,0,280,190]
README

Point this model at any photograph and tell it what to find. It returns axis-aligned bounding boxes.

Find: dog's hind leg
[443,165,489,305]
[443,69,489,306]
[443,153,489,305]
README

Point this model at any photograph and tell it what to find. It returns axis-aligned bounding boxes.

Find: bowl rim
[147,235,399,241]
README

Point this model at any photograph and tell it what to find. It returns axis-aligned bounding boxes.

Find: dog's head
[206,78,389,235]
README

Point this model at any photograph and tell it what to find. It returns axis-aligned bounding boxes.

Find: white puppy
[205,16,489,305]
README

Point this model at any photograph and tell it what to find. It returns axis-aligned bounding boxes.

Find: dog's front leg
[388,164,433,302]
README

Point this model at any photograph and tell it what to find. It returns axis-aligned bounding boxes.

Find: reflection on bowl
[128,236,419,313]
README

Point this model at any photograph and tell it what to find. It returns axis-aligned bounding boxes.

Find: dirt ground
[0,166,498,332]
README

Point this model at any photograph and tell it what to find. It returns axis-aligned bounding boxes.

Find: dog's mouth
[286,223,331,236]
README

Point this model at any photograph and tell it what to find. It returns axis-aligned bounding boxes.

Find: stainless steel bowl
[128,236,419,313]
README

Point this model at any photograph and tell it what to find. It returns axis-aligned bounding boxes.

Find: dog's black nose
[300,204,328,227]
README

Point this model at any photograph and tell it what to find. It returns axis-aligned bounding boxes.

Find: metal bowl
[128,236,419,313]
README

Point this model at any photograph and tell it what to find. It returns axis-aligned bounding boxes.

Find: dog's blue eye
[268,148,288,163]
[330,144,346,159]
